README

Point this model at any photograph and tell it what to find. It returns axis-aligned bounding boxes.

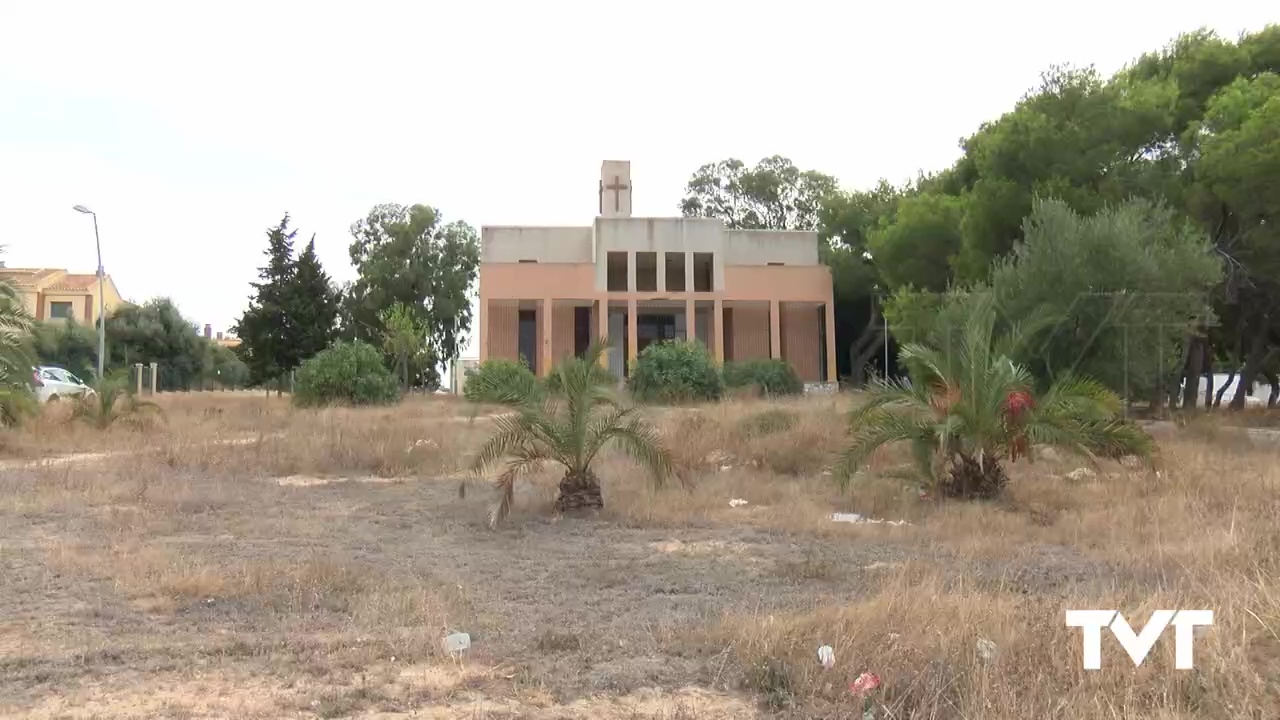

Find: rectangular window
[518,259,538,263]
[693,253,714,292]
[767,261,785,266]
[50,301,73,319]
[606,251,628,292]
[664,253,686,292]
[635,252,657,292]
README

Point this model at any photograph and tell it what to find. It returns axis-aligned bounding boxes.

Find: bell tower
[598,160,632,218]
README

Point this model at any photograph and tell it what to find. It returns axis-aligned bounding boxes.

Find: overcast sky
[0,1,1272,363]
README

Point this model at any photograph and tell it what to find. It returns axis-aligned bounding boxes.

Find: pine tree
[290,236,340,361]
[233,215,299,394]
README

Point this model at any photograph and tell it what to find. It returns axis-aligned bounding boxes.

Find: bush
[723,359,804,396]
[627,341,723,403]
[464,358,539,405]
[294,340,400,407]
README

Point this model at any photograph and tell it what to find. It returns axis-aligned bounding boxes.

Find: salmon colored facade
[478,161,836,385]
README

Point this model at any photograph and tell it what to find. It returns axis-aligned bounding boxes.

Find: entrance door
[636,314,676,355]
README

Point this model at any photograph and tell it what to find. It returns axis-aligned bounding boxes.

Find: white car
[32,366,96,404]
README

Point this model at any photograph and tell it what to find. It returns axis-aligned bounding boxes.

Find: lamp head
[72,205,93,214]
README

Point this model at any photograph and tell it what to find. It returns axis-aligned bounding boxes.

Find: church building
[477,160,837,385]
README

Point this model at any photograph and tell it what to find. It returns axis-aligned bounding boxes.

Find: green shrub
[723,359,804,396]
[627,341,723,403]
[464,357,539,405]
[294,340,399,407]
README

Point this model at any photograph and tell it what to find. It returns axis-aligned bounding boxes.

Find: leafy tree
[869,192,964,293]
[379,302,430,392]
[105,299,206,391]
[344,204,479,376]
[834,294,1151,499]
[0,254,36,425]
[992,198,1220,398]
[468,342,674,527]
[680,156,837,230]
[1188,72,1280,409]
[290,236,340,361]
[234,215,300,393]
[819,181,902,383]
[204,342,250,389]
[30,319,97,381]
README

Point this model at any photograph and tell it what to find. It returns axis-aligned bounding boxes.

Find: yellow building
[0,266,124,325]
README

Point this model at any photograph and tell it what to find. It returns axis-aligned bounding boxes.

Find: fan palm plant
[468,340,674,528]
[71,371,162,429]
[835,293,1152,498]
[0,251,37,426]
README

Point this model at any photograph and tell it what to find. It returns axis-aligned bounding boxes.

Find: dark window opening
[767,261,785,266]
[664,252,686,292]
[722,308,734,361]
[574,306,591,357]
[818,306,828,382]
[518,259,538,263]
[693,253,714,292]
[50,302,74,320]
[518,309,537,374]
[607,252,628,291]
[636,252,657,292]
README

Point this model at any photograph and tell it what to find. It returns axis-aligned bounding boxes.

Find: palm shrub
[468,341,674,527]
[72,372,162,430]
[834,293,1152,499]
[627,340,723,403]
[0,255,37,426]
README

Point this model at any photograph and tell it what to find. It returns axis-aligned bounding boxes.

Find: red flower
[850,672,881,696]
[1004,389,1034,417]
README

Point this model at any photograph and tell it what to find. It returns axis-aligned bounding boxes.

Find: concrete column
[712,299,724,364]
[626,298,638,376]
[685,298,696,343]
[541,298,553,377]
[685,252,695,294]
[657,252,667,293]
[477,296,487,362]
[597,299,610,368]
[149,362,158,394]
[825,302,838,385]
[134,363,143,394]
[769,300,781,360]
[627,252,636,292]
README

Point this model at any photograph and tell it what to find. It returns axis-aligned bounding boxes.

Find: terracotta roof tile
[0,268,64,287]
[46,274,100,291]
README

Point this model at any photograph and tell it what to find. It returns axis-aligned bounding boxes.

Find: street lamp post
[72,205,105,383]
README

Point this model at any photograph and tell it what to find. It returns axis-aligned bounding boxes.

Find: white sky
[0,1,1272,365]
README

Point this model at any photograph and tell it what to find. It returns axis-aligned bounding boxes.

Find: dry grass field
[1,392,1278,719]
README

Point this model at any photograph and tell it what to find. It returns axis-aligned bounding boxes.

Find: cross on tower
[600,175,630,214]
